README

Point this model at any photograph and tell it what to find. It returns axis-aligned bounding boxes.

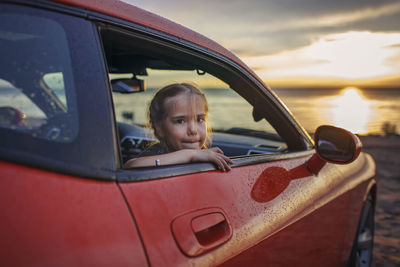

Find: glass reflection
[324,87,374,134]
[317,129,353,163]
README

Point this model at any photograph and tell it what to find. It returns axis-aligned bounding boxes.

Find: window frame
[0,2,117,180]
[96,24,315,181]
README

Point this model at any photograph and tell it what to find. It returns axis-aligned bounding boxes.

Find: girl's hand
[124,146,233,170]
[190,147,233,171]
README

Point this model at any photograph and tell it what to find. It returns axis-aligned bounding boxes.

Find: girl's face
[156,93,207,151]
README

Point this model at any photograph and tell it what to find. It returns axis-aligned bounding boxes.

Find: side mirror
[306,125,362,175]
[314,125,362,164]
[111,77,145,93]
[251,125,363,202]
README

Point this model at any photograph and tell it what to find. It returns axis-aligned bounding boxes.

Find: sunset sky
[124,0,400,88]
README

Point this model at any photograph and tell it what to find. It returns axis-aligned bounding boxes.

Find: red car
[0,0,377,266]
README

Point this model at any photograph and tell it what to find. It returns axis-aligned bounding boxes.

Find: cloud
[220,2,400,56]
[122,0,400,86]
[125,0,400,32]
[257,2,400,32]
[243,32,400,81]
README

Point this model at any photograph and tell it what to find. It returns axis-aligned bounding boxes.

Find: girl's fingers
[195,148,232,171]
[217,152,233,165]
[210,154,224,171]
[217,158,229,171]
[222,154,234,165]
[211,147,224,154]
[215,154,232,171]
[215,159,225,171]
[209,147,233,165]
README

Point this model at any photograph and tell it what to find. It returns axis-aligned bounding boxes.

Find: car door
[100,24,374,266]
[118,158,360,266]
[0,3,147,265]
[117,140,371,266]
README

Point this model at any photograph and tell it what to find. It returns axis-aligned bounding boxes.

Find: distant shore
[359,135,400,266]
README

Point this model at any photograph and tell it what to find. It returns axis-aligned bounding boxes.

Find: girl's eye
[176,119,185,124]
[197,116,205,123]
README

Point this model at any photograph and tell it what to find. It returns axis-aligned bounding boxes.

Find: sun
[336,87,365,104]
[325,87,374,134]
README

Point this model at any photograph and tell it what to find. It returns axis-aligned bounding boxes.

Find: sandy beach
[359,135,400,266]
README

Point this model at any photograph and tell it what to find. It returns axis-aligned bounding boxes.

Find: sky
[123,0,400,88]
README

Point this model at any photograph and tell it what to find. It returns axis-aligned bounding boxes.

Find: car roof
[52,0,267,88]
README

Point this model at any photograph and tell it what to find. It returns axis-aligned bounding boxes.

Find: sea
[272,87,400,135]
[113,86,400,136]
[2,83,399,136]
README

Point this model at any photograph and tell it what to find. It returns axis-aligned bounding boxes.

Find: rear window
[0,11,78,142]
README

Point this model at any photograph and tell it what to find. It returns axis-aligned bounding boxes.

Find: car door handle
[171,207,232,257]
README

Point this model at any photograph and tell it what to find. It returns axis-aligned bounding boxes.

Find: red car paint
[118,153,375,266]
[0,1,377,266]
[0,161,147,266]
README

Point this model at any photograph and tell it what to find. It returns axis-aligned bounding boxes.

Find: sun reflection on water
[324,87,374,134]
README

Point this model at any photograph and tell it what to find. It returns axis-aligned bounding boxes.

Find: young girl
[123,83,233,171]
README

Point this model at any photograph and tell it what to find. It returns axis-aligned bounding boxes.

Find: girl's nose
[187,120,197,135]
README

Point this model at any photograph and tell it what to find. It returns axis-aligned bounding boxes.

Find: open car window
[111,69,286,163]
[99,26,303,169]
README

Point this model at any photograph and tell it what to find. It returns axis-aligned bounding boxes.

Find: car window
[99,28,289,166]
[42,72,68,107]
[0,3,118,177]
[0,11,78,142]
[111,69,285,162]
[111,69,276,132]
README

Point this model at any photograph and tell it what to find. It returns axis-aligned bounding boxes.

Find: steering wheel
[118,122,157,162]
[38,113,76,142]
[0,106,26,127]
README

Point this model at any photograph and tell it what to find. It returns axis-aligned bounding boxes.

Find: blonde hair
[148,83,211,149]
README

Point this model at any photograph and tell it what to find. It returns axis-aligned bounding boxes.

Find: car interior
[100,26,290,165]
[0,10,79,143]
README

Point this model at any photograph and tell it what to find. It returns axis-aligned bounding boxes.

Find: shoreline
[359,135,400,266]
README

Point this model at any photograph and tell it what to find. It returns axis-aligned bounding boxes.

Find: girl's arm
[123,147,233,171]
